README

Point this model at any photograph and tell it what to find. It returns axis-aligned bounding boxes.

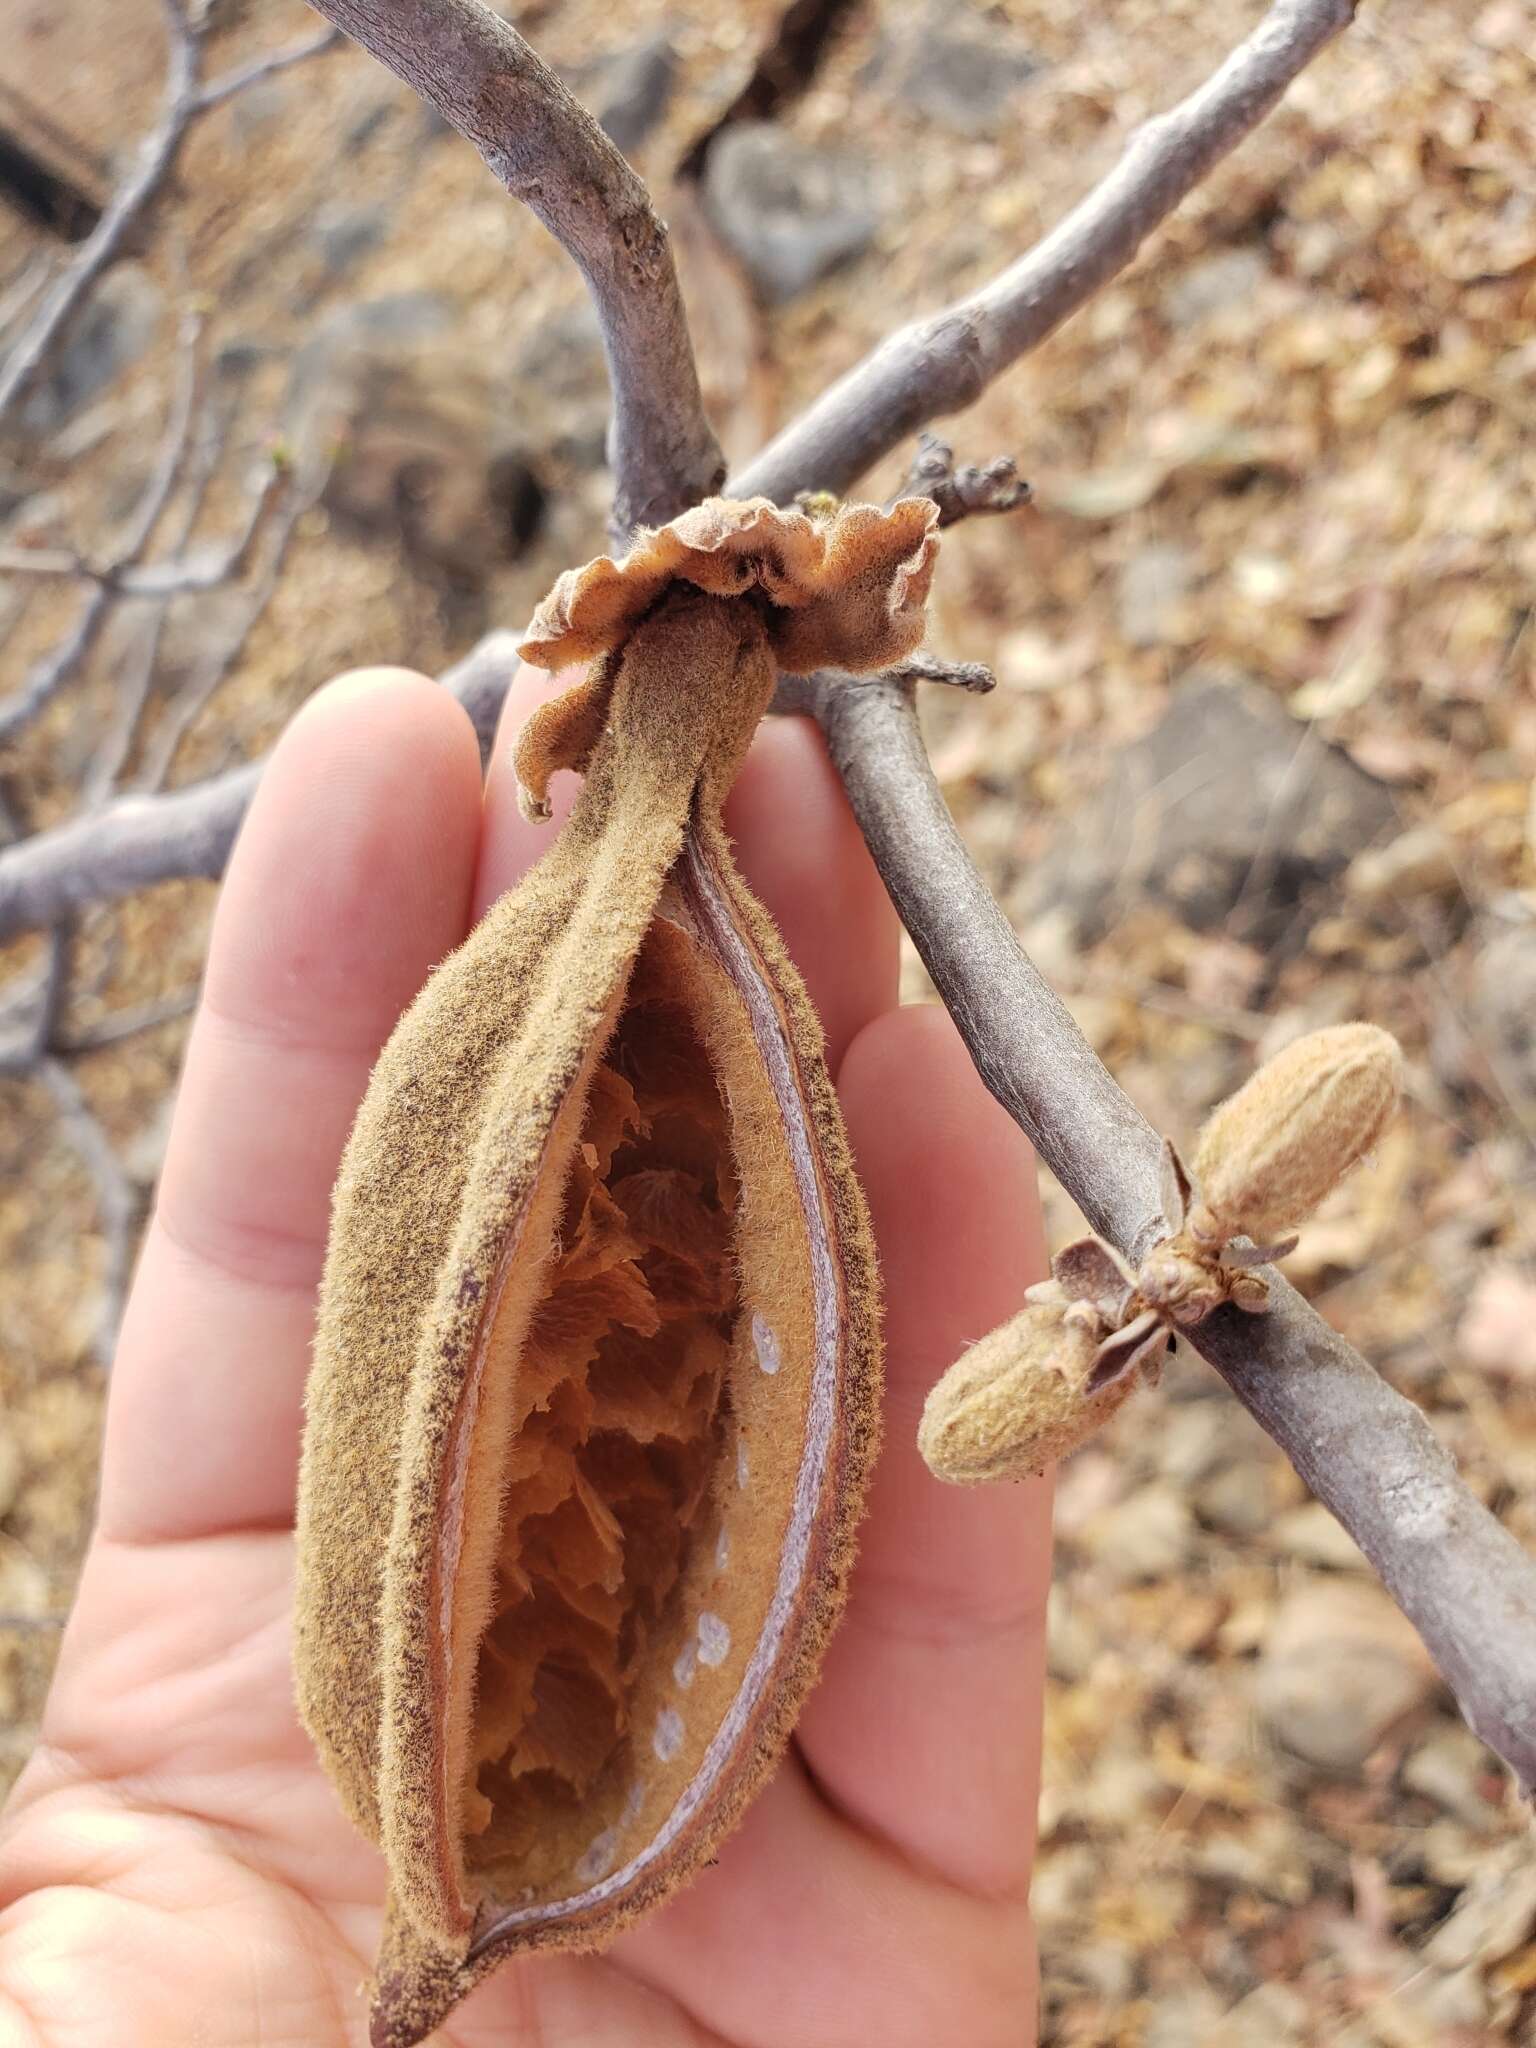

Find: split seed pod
[1191,1022,1403,1247]
[294,496,937,2047]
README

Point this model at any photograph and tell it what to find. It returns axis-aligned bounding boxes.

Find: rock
[703,122,880,303]
[1079,1484,1194,1582]
[1345,823,1459,905]
[513,300,610,470]
[18,262,163,435]
[289,332,548,583]
[1116,540,1196,647]
[866,7,1041,135]
[1402,1724,1502,1825]
[1161,247,1271,328]
[590,34,677,155]
[309,202,388,280]
[1254,1579,1436,1771]
[1460,904,1536,1103]
[1026,674,1398,946]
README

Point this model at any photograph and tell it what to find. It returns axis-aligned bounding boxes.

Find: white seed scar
[653,1707,685,1762]
[673,1641,697,1690]
[736,1438,749,1489]
[575,1824,619,1882]
[752,1312,782,1374]
[715,1524,730,1571]
[697,1612,731,1667]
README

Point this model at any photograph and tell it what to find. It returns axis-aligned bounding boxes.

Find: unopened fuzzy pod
[1190,1021,1403,1246]
[294,495,939,2046]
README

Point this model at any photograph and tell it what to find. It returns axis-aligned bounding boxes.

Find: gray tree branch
[811,667,1536,1797]
[301,0,724,540]
[0,636,521,943]
[732,0,1356,504]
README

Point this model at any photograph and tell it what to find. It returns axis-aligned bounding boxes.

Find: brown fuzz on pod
[293,495,939,2046]
[1190,1022,1404,1248]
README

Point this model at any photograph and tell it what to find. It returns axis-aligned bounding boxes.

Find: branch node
[903,432,1031,528]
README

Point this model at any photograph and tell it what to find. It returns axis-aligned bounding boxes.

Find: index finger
[97,671,484,1544]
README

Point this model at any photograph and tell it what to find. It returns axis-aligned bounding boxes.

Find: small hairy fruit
[1191,1022,1403,1247]
[918,1024,1404,1493]
[918,1297,1152,1484]
[294,496,938,2046]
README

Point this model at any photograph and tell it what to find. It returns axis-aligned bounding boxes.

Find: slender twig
[55,987,198,1054]
[0,635,522,942]
[39,1057,136,1369]
[0,9,198,430]
[84,372,235,803]
[732,0,1357,503]
[193,26,342,112]
[0,309,203,744]
[0,8,339,430]
[899,433,1031,528]
[810,666,1536,1796]
[302,0,723,540]
[0,924,73,1079]
[133,454,326,792]
[0,464,284,599]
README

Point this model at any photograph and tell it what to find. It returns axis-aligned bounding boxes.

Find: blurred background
[1,0,1533,2040]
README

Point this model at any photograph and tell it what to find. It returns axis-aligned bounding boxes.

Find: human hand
[0,664,1050,2047]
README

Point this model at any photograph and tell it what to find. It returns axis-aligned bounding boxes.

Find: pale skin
[0,663,1052,2047]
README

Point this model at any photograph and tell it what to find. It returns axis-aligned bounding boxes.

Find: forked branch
[302,0,725,539]
[811,668,1536,1797]
[733,0,1357,503]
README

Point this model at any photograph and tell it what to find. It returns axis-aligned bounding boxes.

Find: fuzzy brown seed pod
[294,496,938,2046]
[1190,1022,1404,1247]
[917,1298,1159,1485]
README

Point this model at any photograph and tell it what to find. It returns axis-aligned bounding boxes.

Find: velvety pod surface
[293,497,938,2046]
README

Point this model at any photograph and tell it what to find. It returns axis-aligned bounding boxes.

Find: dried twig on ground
[303,0,724,540]
[809,665,1536,1796]
[732,0,1357,503]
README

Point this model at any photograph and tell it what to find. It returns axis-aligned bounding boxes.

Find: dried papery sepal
[1190,1022,1404,1248]
[295,496,939,2048]
[1051,1234,1136,1321]
[518,493,939,675]
[1159,1137,1193,1236]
